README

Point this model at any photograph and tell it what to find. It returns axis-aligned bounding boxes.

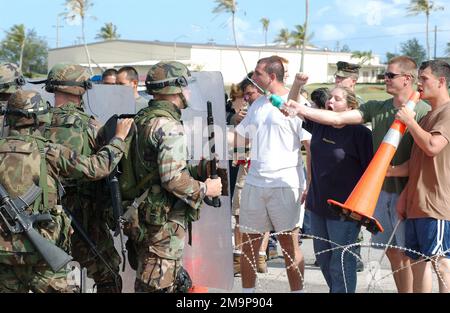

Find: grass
[303,83,390,102]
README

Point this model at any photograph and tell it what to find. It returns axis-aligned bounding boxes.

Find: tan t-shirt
[406,102,450,220]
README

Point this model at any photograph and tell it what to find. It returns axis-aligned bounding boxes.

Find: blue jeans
[310,211,361,293]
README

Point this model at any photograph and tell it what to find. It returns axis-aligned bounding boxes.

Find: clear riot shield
[182,71,233,291]
[82,84,136,124]
[22,81,55,107]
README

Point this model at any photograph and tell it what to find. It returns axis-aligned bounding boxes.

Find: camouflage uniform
[44,64,121,292]
[0,90,125,292]
[0,63,25,138]
[124,61,207,292]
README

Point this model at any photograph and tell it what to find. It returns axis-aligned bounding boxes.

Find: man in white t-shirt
[234,56,310,293]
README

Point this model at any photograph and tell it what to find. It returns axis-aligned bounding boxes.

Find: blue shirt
[304,119,373,219]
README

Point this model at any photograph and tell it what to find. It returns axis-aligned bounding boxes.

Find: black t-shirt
[304,119,373,219]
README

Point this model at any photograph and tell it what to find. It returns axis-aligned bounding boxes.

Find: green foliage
[400,38,426,65]
[351,50,373,65]
[274,28,291,46]
[0,24,48,76]
[212,0,236,14]
[340,44,351,53]
[96,22,120,41]
[386,52,399,62]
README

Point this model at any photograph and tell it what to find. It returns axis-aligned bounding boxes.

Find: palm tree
[351,50,373,65]
[65,0,94,75]
[407,0,444,59]
[274,28,291,47]
[300,0,309,72]
[260,17,270,47]
[6,24,26,71]
[96,22,120,41]
[290,24,313,49]
[446,42,450,56]
[212,0,248,73]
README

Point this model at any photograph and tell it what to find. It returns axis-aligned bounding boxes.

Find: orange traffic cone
[327,91,421,234]
[188,286,208,293]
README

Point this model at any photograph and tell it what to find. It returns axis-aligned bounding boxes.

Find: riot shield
[182,71,233,291]
[22,81,55,107]
[82,84,136,124]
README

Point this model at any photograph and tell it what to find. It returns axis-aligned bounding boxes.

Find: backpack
[0,135,71,265]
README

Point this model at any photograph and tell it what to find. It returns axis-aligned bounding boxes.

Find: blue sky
[1,0,449,62]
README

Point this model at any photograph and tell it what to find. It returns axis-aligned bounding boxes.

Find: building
[48,39,385,85]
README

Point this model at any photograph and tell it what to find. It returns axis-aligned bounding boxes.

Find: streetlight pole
[173,35,188,60]
[53,13,65,48]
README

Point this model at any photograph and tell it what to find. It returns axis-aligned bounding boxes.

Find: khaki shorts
[240,184,302,234]
[231,164,249,216]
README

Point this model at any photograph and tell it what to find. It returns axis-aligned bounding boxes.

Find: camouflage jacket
[0,130,125,266]
[44,101,104,211]
[131,100,206,227]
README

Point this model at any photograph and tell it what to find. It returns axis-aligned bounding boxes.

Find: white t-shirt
[236,94,311,188]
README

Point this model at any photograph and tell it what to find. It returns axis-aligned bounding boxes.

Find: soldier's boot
[233,253,241,276]
[95,276,122,293]
[257,254,267,273]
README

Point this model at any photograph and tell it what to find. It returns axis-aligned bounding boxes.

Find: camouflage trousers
[135,221,185,292]
[70,216,122,293]
[0,263,72,293]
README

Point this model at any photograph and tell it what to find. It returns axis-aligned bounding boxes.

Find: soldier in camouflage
[124,61,222,292]
[0,63,25,137]
[44,63,122,292]
[0,90,132,292]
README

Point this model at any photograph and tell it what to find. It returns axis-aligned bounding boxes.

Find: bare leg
[432,257,450,293]
[410,257,432,293]
[260,232,270,254]
[234,216,242,250]
[278,228,304,291]
[386,248,413,293]
[241,233,263,288]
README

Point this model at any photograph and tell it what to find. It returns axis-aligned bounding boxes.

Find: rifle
[57,181,122,293]
[203,101,221,208]
[0,183,73,272]
[103,114,135,271]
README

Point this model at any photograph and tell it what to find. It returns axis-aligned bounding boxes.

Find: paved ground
[210,230,441,293]
[74,229,441,293]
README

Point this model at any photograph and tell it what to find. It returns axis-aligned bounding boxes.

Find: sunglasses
[384,72,405,79]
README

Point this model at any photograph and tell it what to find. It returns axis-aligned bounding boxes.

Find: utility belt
[122,184,191,243]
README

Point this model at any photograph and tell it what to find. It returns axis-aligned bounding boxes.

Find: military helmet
[0,62,25,94]
[46,63,92,96]
[145,61,191,95]
[335,61,361,78]
[6,90,51,127]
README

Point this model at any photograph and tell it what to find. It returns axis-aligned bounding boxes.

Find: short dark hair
[118,66,139,82]
[240,71,255,92]
[311,87,330,109]
[257,56,285,82]
[102,68,117,80]
[420,60,450,87]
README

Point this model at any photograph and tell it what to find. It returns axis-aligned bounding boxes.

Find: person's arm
[396,188,408,220]
[154,118,222,209]
[285,99,364,127]
[52,119,133,181]
[386,161,409,177]
[396,107,449,157]
[301,139,311,204]
[288,73,309,102]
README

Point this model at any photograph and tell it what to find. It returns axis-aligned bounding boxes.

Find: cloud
[334,0,406,26]
[316,6,332,18]
[271,19,287,32]
[315,24,356,42]
[227,16,252,44]
[383,23,424,37]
